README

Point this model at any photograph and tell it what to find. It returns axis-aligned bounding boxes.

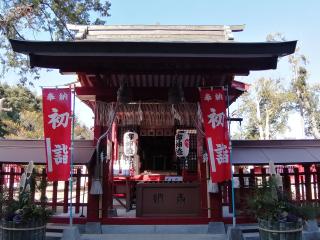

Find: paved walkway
[81,233,227,240]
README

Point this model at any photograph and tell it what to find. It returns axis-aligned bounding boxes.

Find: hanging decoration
[123,131,138,157]
[175,131,190,157]
[199,88,231,183]
[123,131,138,176]
[95,102,197,127]
[42,88,71,181]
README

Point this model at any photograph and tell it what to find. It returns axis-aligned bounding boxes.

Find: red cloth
[199,89,231,183]
[42,88,71,181]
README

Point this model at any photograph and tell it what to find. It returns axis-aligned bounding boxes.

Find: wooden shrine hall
[10,25,296,224]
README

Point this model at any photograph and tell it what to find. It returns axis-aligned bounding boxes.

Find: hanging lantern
[123,131,138,157]
[106,140,112,160]
[175,131,189,157]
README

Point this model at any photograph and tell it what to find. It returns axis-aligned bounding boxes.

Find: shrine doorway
[139,136,175,173]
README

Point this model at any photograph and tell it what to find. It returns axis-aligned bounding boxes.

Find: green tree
[0,83,92,139]
[0,83,41,137]
[74,120,93,140]
[289,52,320,138]
[267,33,320,139]
[3,110,43,139]
[0,0,111,84]
[237,78,292,140]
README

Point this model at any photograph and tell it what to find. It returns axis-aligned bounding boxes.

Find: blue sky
[3,0,319,130]
[108,0,319,84]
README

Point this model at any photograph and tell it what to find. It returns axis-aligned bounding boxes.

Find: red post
[261,167,267,185]
[40,168,47,208]
[237,168,244,211]
[63,180,69,213]
[282,166,291,200]
[294,167,300,201]
[238,168,244,187]
[249,168,255,188]
[301,175,305,201]
[52,181,58,212]
[303,164,312,201]
[102,153,113,218]
[87,124,103,221]
[0,163,3,215]
[210,186,222,219]
[316,166,320,201]
[197,134,208,217]
[75,168,81,214]
[227,180,232,213]
[9,168,15,200]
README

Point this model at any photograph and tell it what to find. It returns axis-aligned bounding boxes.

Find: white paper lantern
[175,131,190,157]
[123,131,138,157]
[106,140,112,160]
[207,180,219,193]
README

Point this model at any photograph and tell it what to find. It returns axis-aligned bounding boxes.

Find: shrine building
[6,24,304,224]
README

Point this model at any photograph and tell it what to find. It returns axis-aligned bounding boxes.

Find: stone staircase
[46,223,65,239]
[45,223,262,240]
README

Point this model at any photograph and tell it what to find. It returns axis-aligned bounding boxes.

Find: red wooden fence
[222,164,320,217]
[1,162,320,220]
[0,163,89,216]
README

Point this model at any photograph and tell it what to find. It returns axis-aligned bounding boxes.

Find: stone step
[101,225,211,234]
[46,231,63,240]
[80,233,227,240]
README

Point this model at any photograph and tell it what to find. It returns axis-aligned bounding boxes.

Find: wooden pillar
[75,168,81,214]
[303,164,312,201]
[29,168,36,203]
[0,163,3,216]
[87,162,100,220]
[316,165,320,201]
[9,168,14,200]
[294,167,300,201]
[87,124,103,221]
[102,157,110,217]
[282,166,291,200]
[40,168,47,208]
[100,124,114,218]
[210,186,223,219]
[197,134,208,217]
[261,167,267,185]
[228,180,232,213]
[236,168,244,211]
[249,168,255,188]
[63,180,69,213]
[52,181,58,212]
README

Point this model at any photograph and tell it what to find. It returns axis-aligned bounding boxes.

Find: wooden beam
[30,55,276,73]
[75,87,242,104]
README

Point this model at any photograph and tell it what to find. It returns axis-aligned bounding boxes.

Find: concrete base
[303,231,320,240]
[227,226,244,240]
[102,225,210,234]
[304,220,319,232]
[80,233,227,240]
[208,222,226,234]
[108,208,118,217]
[61,226,80,240]
[85,222,102,234]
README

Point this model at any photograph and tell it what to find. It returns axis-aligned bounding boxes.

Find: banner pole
[69,85,76,226]
[226,85,236,227]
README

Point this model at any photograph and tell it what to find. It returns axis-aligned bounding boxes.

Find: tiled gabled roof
[67,24,245,42]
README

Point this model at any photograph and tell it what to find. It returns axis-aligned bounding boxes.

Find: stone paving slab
[102,224,210,234]
[81,233,227,240]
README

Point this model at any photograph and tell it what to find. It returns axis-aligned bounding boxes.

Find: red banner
[199,89,231,183]
[42,88,71,181]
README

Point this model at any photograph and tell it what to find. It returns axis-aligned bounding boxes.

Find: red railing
[221,164,320,217]
[0,163,89,216]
